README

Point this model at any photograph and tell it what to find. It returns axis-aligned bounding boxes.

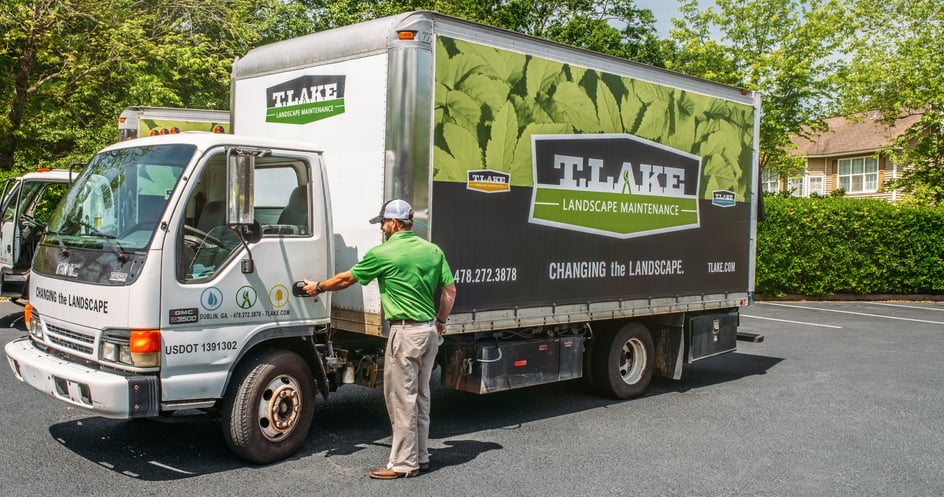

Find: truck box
[231,11,759,335]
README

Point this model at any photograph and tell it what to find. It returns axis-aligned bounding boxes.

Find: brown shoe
[369,467,419,479]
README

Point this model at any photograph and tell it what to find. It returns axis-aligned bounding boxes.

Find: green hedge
[756,196,944,296]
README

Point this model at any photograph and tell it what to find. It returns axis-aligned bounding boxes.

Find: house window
[786,174,824,197]
[837,157,879,193]
[761,169,780,193]
[808,176,824,196]
[788,176,805,196]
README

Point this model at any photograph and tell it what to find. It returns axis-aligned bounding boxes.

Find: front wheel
[222,349,315,464]
[592,322,655,399]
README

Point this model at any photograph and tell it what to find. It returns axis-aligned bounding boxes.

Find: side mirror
[240,220,263,244]
[227,150,255,226]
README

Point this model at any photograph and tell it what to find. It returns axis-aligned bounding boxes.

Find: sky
[635,0,715,38]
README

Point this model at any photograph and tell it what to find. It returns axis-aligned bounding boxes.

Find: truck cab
[7,132,332,461]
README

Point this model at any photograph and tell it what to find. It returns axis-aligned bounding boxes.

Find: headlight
[24,304,43,340]
[100,330,130,366]
[100,329,160,368]
[120,346,133,365]
[102,341,118,362]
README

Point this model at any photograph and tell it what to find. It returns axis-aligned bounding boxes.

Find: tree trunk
[0,3,44,173]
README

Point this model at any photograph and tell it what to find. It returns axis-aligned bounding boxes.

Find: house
[768,112,922,201]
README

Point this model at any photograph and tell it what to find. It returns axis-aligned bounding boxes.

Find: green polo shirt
[350,231,454,321]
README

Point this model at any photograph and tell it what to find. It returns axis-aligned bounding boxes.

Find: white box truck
[118,106,230,141]
[5,12,761,463]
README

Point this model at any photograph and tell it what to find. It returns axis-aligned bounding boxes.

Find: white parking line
[872,302,944,312]
[741,314,842,329]
[148,460,196,475]
[761,302,944,325]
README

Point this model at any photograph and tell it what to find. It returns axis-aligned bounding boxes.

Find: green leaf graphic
[433,147,464,182]
[433,36,756,201]
[442,122,483,169]
[512,94,554,127]
[459,74,511,114]
[620,91,645,133]
[438,85,481,131]
[485,101,519,171]
[635,96,669,141]
[568,65,588,84]
[596,82,621,133]
[509,122,573,185]
[436,40,487,90]
[550,82,600,132]
[526,56,563,97]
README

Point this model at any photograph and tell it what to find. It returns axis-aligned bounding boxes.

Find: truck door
[0,179,70,271]
[159,147,331,402]
[0,178,15,205]
[0,179,25,269]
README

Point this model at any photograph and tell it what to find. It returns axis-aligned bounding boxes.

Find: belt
[388,319,431,326]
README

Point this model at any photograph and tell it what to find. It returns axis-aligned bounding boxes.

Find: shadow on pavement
[0,301,26,331]
[45,350,780,481]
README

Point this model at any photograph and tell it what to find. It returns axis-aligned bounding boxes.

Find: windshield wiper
[44,229,70,257]
[77,220,128,262]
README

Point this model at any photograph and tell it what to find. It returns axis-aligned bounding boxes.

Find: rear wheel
[592,322,655,399]
[222,349,314,464]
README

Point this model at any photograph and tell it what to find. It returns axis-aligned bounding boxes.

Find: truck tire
[221,348,315,464]
[580,330,600,393]
[592,322,654,399]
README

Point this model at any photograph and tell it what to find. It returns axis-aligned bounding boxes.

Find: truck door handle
[292,281,318,302]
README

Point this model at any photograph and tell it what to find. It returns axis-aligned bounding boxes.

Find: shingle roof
[790,111,922,157]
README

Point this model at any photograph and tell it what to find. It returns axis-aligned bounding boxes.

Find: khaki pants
[384,321,440,473]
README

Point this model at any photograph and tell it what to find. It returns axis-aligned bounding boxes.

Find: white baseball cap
[369,199,413,224]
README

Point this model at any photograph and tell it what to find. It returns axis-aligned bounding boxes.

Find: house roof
[790,111,922,157]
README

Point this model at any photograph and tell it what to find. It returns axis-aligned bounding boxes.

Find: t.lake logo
[712,190,736,207]
[529,134,702,238]
[466,169,510,193]
[266,75,346,125]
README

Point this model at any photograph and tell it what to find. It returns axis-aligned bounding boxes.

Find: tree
[300,0,673,65]
[836,0,944,206]
[0,0,316,175]
[668,0,852,177]
[882,109,944,206]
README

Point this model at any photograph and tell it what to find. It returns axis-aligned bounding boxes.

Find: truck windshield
[46,145,193,252]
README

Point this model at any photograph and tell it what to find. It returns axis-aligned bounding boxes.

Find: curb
[756,294,944,302]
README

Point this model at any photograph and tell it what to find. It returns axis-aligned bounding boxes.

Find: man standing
[304,199,456,479]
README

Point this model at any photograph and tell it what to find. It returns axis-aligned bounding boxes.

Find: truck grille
[46,324,96,356]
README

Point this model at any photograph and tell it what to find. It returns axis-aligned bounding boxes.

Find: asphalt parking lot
[0,299,942,497]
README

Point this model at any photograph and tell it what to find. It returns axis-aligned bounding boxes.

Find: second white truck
[6,12,761,464]
[0,168,74,299]
[118,106,230,141]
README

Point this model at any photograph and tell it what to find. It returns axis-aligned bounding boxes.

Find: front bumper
[5,337,159,418]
